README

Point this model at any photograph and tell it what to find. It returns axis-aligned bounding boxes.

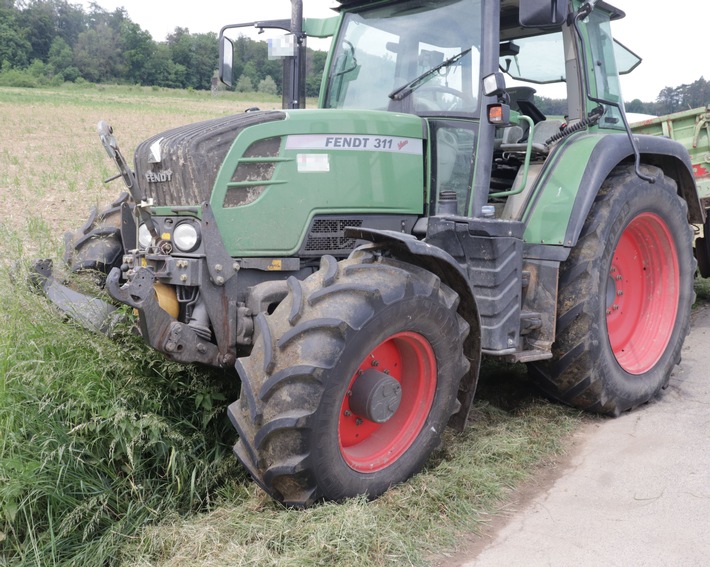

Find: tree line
[536,77,710,117]
[1,0,708,109]
[0,0,326,94]
[636,77,710,115]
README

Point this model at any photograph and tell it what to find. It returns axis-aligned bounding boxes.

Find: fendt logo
[145,169,173,183]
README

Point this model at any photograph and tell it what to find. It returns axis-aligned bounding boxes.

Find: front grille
[302,218,364,256]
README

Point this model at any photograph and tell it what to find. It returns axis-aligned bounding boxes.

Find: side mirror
[219,35,235,87]
[519,0,566,29]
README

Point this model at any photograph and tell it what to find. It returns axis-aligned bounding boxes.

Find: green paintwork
[522,133,603,245]
[303,16,339,38]
[210,109,426,256]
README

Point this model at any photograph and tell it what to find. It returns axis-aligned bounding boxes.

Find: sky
[76,0,706,103]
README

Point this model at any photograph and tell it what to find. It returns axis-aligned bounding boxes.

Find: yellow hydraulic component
[154,282,179,318]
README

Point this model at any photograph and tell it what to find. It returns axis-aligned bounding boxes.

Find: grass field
[0,84,694,566]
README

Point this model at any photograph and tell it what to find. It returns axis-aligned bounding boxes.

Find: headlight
[173,222,200,252]
[138,223,152,249]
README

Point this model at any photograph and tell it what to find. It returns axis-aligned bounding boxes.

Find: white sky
[76,0,706,103]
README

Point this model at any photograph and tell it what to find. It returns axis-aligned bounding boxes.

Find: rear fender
[524,133,704,250]
[345,227,481,431]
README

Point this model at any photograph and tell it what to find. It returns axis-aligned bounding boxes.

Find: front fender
[345,226,481,431]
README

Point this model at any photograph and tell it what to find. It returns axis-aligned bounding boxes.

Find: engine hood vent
[134,111,286,206]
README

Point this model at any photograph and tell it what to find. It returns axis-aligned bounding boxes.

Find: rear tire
[63,192,131,275]
[229,250,470,506]
[530,165,694,415]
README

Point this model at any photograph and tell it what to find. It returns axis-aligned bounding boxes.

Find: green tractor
[36,0,704,507]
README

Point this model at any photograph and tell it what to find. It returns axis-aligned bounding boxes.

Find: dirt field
[0,86,278,251]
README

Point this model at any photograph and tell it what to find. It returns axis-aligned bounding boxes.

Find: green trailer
[34,0,704,506]
[630,106,710,275]
[630,105,710,203]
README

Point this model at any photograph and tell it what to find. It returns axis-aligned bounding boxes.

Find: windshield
[324,0,482,115]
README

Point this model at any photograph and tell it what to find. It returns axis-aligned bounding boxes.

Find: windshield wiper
[388,48,472,101]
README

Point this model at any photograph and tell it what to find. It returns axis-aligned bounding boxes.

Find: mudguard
[523,132,703,250]
[345,226,482,431]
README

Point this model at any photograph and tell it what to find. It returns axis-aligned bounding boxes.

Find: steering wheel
[414,85,474,112]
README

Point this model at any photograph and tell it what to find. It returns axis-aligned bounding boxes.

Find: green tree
[47,35,79,80]
[625,98,645,114]
[166,28,218,89]
[189,32,218,90]
[684,77,710,109]
[73,24,121,82]
[119,19,154,84]
[258,75,277,95]
[54,0,87,46]
[306,49,327,97]
[16,0,57,62]
[235,74,253,92]
[240,60,258,88]
[0,3,31,68]
[656,86,683,114]
[143,42,187,88]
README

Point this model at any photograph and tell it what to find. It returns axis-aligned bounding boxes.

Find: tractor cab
[316,0,641,219]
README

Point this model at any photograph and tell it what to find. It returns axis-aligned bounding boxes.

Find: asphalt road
[452,305,710,567]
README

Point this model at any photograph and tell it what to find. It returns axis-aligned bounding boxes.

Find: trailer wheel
[229,252,470,506]
[530,165,694,415]
[63,192,130,276]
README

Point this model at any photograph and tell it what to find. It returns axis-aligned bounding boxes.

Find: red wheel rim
[606,212,679,374]
[338,332,437,472]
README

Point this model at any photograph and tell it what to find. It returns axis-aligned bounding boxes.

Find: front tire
[229,251,470,506]
[63,192,130,275]
[530,165,694,415]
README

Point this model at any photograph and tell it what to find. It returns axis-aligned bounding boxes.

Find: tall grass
[0,256,241,566]
[127,394,581,566]
[0,250,583,565]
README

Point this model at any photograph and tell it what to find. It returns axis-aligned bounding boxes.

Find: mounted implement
[37,0,704,506]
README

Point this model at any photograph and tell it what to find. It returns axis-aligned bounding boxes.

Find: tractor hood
[134,111,286,207]
[208,109,428,256]
[132,108,428,258]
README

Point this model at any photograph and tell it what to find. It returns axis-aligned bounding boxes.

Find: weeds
[126,386,580,567]
[0,258,241,566]
[0,252,581,566]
